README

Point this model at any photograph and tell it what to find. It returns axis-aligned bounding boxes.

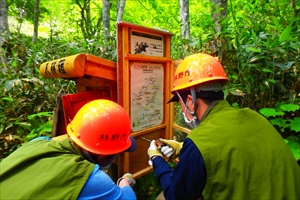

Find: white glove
[147,140,163,166]
[160,145,174,158]
[159,139,183,159]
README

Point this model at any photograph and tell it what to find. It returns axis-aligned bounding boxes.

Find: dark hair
[201,98,218,105]
[178,90,224,102]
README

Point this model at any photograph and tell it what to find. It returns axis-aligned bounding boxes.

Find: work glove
[147,140,163,166]
[160,145,174,158]
[159,139,183,158]
[117,173,136,187]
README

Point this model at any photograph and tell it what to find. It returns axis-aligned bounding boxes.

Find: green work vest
[188,100,300,200]
[0,138,95,200]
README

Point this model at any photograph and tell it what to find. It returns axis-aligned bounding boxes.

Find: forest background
[0,0,299,198]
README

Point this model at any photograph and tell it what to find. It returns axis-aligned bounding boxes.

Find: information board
[117,21,174,178]
[130,62,164,131]
[130,30,164,57]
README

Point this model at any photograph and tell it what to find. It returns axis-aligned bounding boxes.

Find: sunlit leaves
[259,108,284,118]
[279,25,292,43]
[259,103,300,143]
[247,47,261,52]
[284,139,300,160]
[272,16,280,31]
[289,117,300,132]
[280,104,300,112]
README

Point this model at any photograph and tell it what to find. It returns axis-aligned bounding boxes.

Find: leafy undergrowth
[134,172,162,200]
[259,102,300,164]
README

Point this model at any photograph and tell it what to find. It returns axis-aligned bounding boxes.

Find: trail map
[130,63,164,132]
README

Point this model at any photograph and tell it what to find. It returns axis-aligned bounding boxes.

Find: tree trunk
[102,0,110,42]
[0,0,10,67]
[76,0,101,40]
[210,0,228,33]
[179,0,190,39]
[117,0,126,22]
[32,0,40,43]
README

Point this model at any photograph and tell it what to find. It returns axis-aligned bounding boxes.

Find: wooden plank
[75,76,117,102]
[51,108,59,137]
[165,61,171,139]
[84,62,117,81]
[84,54,117,81]
[172,124,191,134]
[122,25,131,173]
[130,124,167,138]
[129,130,164,175]
[133,166,153,179]
[124,53,172,62]
[117,24,125,107]
[51,93,68,137]
[117,21,174,36]
[61,91,106,125]
[86,54,117,68]
[169,60,183,138]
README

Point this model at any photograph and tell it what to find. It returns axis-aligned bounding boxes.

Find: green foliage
[25,112,53,141]
[0,76,54,160]
[259,101,300,161]
[1,0,299,195]
[134,172,162,200]
[259,102,300,136]
[218,0,300,111]
[7,0,49,33]
[284,139,300,160]
[0,33,76,160]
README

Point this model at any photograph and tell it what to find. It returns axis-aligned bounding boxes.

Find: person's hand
[117,173,136,187]
[159,139,183,158]
[147,140,163,165]
[160,145,174,158]
[147,140,163,159]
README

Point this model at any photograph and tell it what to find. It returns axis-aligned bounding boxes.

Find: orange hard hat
[172,53,229,93]
[67,99,136,155]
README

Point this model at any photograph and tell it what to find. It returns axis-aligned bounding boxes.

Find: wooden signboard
[40,22,182,180]
[117,21,174,178]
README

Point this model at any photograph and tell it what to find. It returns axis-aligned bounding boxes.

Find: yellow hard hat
[67,99,136,155]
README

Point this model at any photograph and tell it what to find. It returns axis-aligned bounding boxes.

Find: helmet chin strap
[190,87,197,114]
[82,149,97,164]
[176,90,200,129]
[189,87,200,125]
[82,149,115,170]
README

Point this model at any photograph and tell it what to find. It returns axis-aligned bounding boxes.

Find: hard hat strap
[189,88,200,126]
[82,149,97,164]
[176,91,200,129]
[190,87,197,113]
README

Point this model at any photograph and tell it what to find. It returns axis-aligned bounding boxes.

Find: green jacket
[188,100,300,200]
[0,138,95,200]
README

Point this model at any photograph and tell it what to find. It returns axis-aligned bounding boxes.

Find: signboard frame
[117,21,174,178]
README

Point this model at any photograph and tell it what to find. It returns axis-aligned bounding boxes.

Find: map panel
[130,63,164,132]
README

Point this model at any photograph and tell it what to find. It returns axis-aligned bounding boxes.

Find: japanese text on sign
[45,59,67,75]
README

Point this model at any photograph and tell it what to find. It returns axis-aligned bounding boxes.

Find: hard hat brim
[167,90,190,103]
[167,90,225,104]
[125,136,137,152]
[167,94,179,103]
